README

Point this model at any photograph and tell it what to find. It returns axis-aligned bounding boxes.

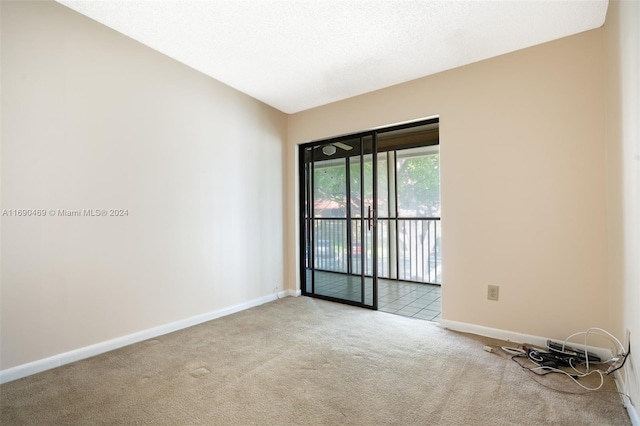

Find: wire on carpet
[507,327,630,394]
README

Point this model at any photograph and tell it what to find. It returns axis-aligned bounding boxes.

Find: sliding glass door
[299,117,441,311]
[299,134,378,309]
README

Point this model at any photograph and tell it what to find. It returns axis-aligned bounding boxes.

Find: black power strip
[527,349,575,368]
[547,340,601,363]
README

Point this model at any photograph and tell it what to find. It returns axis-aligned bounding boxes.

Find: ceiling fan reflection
[315,142,353,156]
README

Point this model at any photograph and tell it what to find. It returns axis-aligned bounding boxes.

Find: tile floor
[377,279,441,321]
[310,271,441,322]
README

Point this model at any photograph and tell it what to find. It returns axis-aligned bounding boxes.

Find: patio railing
[312,218,441,284]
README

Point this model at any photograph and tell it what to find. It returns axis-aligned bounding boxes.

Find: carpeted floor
[0,296,631,425]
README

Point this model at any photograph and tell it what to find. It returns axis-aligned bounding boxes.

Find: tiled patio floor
[311,271,441,322]
[377,278,441,321]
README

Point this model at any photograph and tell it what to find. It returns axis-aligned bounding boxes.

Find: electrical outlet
[487,285,499,301]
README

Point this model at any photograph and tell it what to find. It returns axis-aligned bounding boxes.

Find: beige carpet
[0,296,630,425]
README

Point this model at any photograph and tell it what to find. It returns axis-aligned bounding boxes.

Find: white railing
[312,218,441,284]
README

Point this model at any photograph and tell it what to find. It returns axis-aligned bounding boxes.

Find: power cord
[509,327,631,393]
[501,346,526,355]
[553,327,627,371]
[605,340,630,376]
[511,351,604,391]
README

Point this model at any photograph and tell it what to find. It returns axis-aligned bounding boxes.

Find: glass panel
[362,135,376,307]
[364,224,373,277]
[303,148,312,219]
[314,271,363,303]
[350,160,361,218]
[396,145,440,218]
[350,219,362,275]
[376,153,390,280]
[306,268,312,293]
[363,153,373,218]
[388,218,398,280]
[313,134,362,303]
[303,148,313,294]
[388,151,397,218]
[314,158,347,218]
[363,276,374,306]
[312,153,348,274]
[313,219,347,273]
[377,155,389,219]
[377,219,389,278]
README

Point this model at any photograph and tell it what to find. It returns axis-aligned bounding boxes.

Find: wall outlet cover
[487,285,499,301]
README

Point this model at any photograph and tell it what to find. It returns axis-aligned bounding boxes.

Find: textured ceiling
[55,0,609,113]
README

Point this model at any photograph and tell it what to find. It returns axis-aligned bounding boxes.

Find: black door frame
[298,132,378,309]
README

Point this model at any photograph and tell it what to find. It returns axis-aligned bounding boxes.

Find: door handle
[367,206,372,231]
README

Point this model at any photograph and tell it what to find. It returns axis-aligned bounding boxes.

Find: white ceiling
[56,0,608,114]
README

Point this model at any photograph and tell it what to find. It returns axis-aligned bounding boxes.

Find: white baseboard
[625,394,640,426]
[439,319,613,362]
[275,289,300,298]
[629,405,640,426]
[0,292,288,384]
[614,370,640,426]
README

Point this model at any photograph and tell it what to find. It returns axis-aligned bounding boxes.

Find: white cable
[513,327,628,394]
[530,366,604,391]
[521,350,606,390]
[555,327,626,372]
[501,346,526,355]
[562,328,625,355]
[568,357,606,376]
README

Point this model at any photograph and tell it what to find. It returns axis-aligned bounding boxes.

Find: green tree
[396,154,440,217]
[312,162,347,217]
[310,153,440,218]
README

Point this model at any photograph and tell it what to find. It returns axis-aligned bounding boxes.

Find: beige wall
[1,0,287,370]
[2,0,637,409]
[605,0,640,412]
[288,29,609,340]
